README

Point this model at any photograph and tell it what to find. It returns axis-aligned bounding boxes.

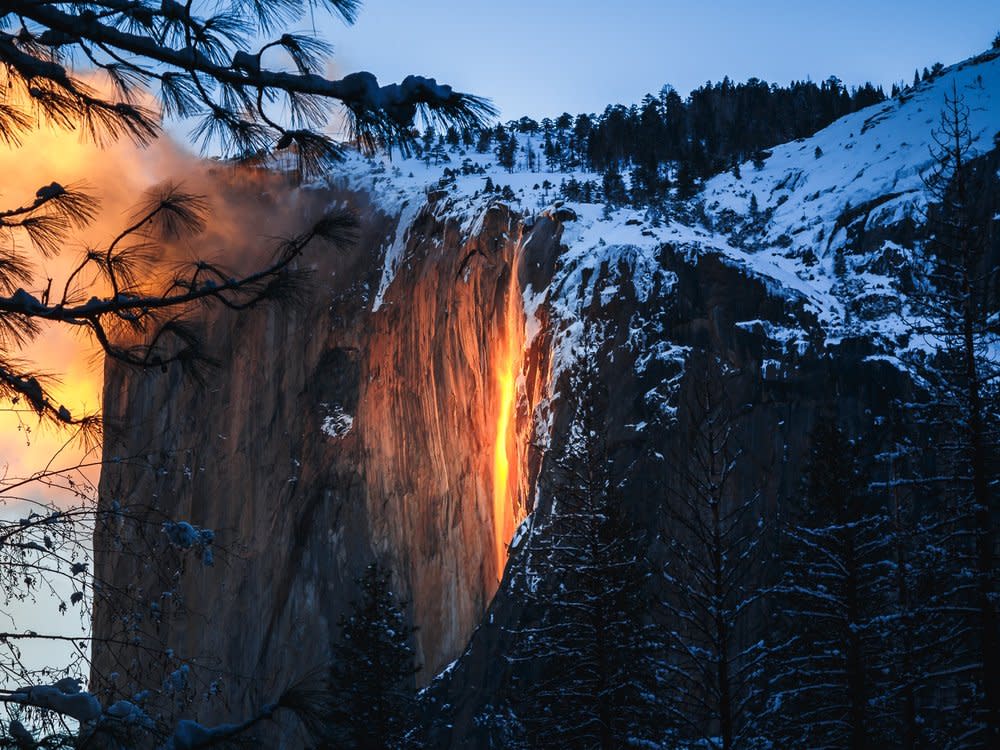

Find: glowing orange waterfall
[492,259,522,579]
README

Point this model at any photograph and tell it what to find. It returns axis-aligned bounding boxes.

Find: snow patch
[372,199,421,312]
[162,522,215,566]
[321,402,354,438]
[9,678,102,722]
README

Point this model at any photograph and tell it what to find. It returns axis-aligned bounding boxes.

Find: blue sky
[320,0,1000,119]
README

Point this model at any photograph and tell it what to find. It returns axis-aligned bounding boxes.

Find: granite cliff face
[91,188,911,745]
[92,191,558,730]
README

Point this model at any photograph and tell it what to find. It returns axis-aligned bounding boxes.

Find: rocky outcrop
[92,191,559,734]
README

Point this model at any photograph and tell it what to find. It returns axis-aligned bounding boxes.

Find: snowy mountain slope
[700,48,1000,342]
[324,48,999,369]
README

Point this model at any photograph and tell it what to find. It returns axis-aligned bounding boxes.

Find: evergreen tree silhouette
[327,563,421,750]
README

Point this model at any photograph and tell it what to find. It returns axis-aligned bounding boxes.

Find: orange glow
[0,90,177,502]
[492,261,522,578]
[0,79,316,508]
[493,368,516,574]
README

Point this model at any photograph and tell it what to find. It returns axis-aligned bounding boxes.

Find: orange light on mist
[492,263,521,579]
[0,91,161,501]
[1,75,316,507]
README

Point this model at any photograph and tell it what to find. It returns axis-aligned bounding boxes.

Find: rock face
[92,192,557,733]
[91,49,1000,747]
[92,185,912,747]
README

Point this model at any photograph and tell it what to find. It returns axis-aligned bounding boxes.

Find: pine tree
[477,127,494,153]
[495,129,518,172]
[327,563,421,750]
[560,177,583,203]
[871,409,970,749]
[656,360,770,750]
[543,129,561,170]
[675,158,698,200]
[768,421,895,750]
[903,84,1000,747]
[429,140,449,166]
[540,179,553,204]
[601,167,629,208]
[505,363,663,750]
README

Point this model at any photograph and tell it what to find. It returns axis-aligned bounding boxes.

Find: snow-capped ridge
[323,47,1000,363]
[700,48,1000,340]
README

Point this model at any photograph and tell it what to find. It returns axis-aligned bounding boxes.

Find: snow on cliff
[699,49,1000,342]
[319,48,1000,371]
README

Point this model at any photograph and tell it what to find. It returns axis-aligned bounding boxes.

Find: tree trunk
[845,541,869,750]
[713,488,734,750]
[955,118,1000,739]
[892,476,918,750]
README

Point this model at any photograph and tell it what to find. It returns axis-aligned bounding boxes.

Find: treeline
[417,74,888,205]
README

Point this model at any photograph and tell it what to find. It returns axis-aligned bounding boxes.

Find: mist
[0,119,336,504]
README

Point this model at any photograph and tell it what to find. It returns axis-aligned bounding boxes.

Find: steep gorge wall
[91,191,557,732]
